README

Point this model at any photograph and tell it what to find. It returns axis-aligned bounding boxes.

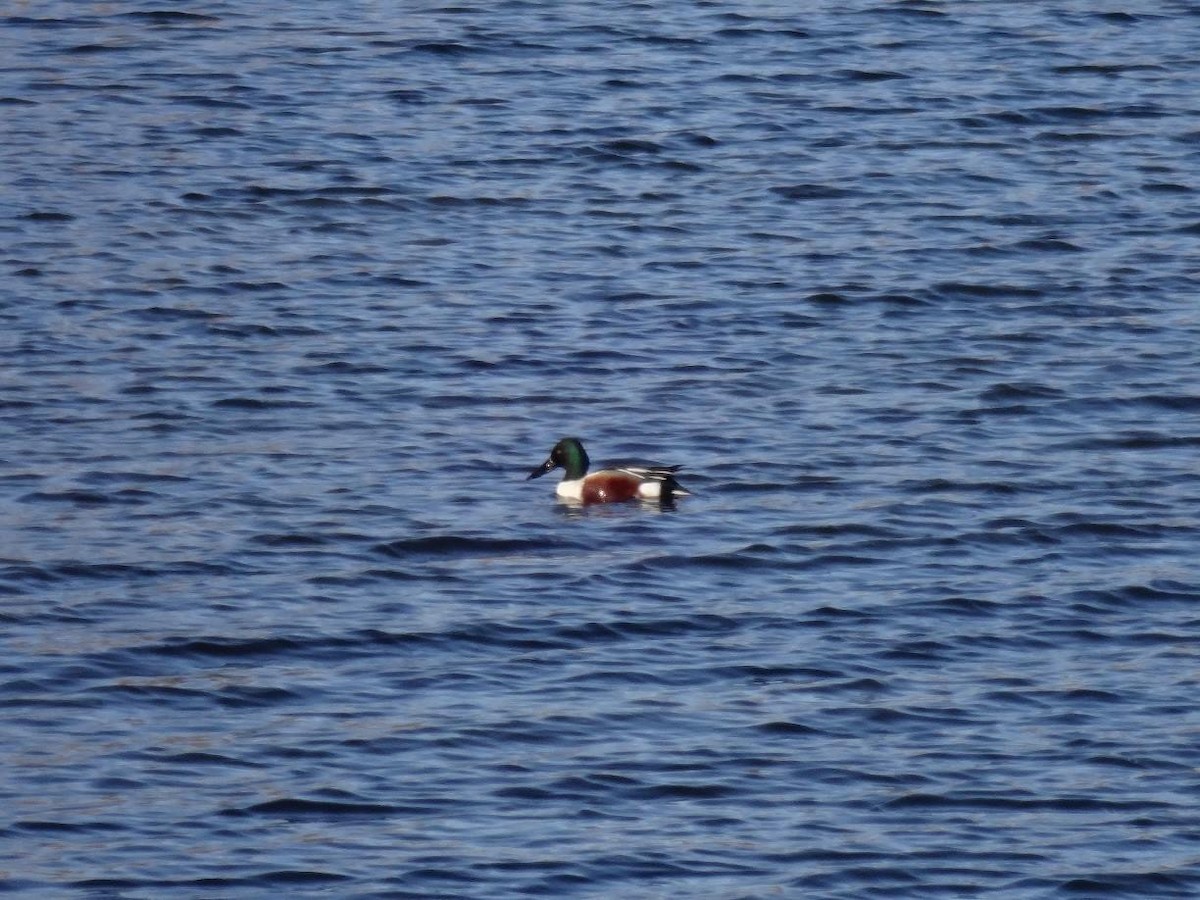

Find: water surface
[2,2,1200,897]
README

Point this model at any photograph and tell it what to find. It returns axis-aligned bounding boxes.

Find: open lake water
[3,2,1200,897]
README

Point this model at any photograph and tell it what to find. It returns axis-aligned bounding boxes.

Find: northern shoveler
[526,437,689,504]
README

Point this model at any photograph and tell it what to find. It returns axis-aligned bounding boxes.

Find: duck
[527,437,689,504]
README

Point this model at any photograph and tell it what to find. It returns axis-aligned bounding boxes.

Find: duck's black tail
[659,473,690,500]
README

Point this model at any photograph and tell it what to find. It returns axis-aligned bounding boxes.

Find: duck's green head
[527,437,590,481]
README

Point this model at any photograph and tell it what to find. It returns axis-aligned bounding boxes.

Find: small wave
[786,553,887,571]
[979,689,1045,708]
[606,612,740,636]
[724,475,840,493]
[145,635,308,659]
[628,782,738,800]
[20,489,150,506]
[211,396,315,410]
[337,568,422,583]
[409,41,482,57]
[0,560,245,589]
[978,381,1065,401]
[1052,432,1200,451]
[14,818,126,834]
[1015,237,1085,252]
[899,477,1020,495]
[384,88,431,103]
[290,360,391,376]
[373,535,569,558]
[120,11,221,24]
[932,281,1044,299]
[771,183,857,201]
[884,792,1171,812]
[1052,872,1196,896]
[881,641,952,662]
[148,750,263,768]
[249,532,331,548]
[755,720,823,735]
[425,193,532,208]
[808,677,890,694]
[71,871,349,891]
[225,797,407,818]
[840,69,908,82]
[598,138,664,154]
[128,305,221,321]
[89,681,299,709]
[905,595,1005,618]
[561,668,671,685]
[1070,581,1198,608]
[20,210,75,222]
[1053,520,1162,539]
[1136,393,1200,411]
[717,663,841,681]
[773,522,898,539]
[167,93,251,110]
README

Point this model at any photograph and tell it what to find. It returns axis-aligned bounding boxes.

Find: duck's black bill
[527,458,556,480]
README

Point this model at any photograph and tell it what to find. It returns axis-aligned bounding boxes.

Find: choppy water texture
[3,2,1200,897]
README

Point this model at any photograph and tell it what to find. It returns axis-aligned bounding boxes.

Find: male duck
[527,437,689,504]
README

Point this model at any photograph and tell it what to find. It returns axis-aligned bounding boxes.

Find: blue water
[3,2,1200,897]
